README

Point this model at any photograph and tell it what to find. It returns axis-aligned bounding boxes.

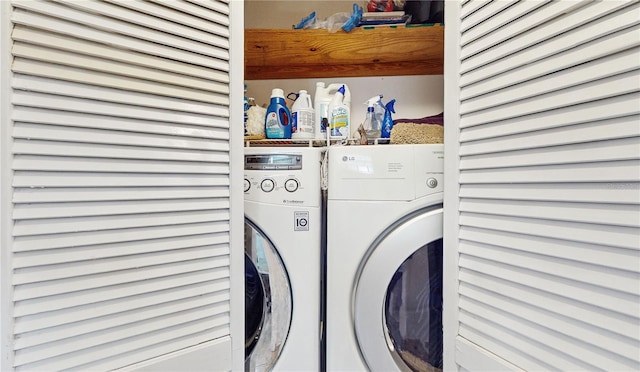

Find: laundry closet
[244,1,640,372]
[0,1,637,371]
[243,1,447,371]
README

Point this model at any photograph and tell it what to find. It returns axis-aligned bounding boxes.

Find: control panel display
[245,154,302,170]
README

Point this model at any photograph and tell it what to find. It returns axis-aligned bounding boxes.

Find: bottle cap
[271,88,285,98]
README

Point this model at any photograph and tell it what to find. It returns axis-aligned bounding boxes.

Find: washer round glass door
[354,207,443,371]
[245,218,292,371]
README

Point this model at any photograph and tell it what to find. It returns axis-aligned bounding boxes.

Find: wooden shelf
[244,25,444,80]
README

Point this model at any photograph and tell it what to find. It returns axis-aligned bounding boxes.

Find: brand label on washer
[294,211,309,231]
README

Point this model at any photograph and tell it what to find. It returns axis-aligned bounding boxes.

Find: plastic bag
[292,4,362,33]
[326,12,351,33]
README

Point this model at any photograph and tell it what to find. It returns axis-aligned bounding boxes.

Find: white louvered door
[2,0,244,370]
[444,1,640,371]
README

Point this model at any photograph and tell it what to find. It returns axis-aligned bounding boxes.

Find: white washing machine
[326,144,444,371]
[244,146,322,371]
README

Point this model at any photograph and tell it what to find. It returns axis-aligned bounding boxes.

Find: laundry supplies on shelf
[265,88,292,139]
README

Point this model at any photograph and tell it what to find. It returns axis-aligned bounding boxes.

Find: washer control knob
[284,179,299,192]
[260,178,275,192]
[244,179,251,192]
[426,177,438,188]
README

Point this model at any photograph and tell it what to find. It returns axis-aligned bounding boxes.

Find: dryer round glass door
[385,239,443,371]
[245,219,292,371]
[354,207,443,371]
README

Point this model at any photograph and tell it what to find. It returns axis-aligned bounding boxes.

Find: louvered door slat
[461,69,639,126]
[14,279,229,333]
[460,212,638,249]
[460,137,640,168]
[461,28,639,100]
[461,0,549,46]
[13,210,229,236]
[460,1,638,73]
[13,255,229,297]
[12,44,228,94]
[461,115,640,153]
[13,172,228,188]
[13,27,229,83]
[12,1,229,59]
[16,316,229,371]
[461,47,638,111]
[13,122,228,150]
[461,1,589,63]
[460,240,639,294]
[13,140,228,163]
[12,77,228,116]
[459,254,637,318]
[15,291,229,350]
[12,156,229,174]
[13,59,228,104]
[13,187,227,203]
[460,92,640,141]
[158,0,230,24]
[459,182,640,205]
[459,0,490,19]
[14,120,229,149]
[12,91,228,125]
[447,5,640,368]
[459,226,638,271]
[458,299,636,371]
[13,198,229,220]
[7,0,237,369]
[62,0,229,48]
[12,233,229,267]
[460,0,515,32]
[458,269,638,340]
[460,198,640,227]
[459,286,639,367]
[11,9,229,71]
[457,317,557,371]
[459,160,639,183]
[13,268,229,317]
[106,0,229,37]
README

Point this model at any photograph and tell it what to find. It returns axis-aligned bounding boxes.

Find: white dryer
[244,146,323,371]
[326,144,444,371]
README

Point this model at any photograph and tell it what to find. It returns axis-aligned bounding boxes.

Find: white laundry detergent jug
[291,90,315,139]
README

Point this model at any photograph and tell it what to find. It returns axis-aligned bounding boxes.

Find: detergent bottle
[291,90,315,139]
[362,95,383,140]
[265,88,292,139]
[380,99,396,139]
[314,82,351,140]
[327,85,350,140]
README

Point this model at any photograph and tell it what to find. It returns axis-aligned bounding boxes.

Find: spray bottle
[363,95,383,140]
[314,82,351,140]
[328,85,350,140]
[380,99,396,139]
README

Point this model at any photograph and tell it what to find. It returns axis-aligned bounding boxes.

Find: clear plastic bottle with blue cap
[363,95,383,140]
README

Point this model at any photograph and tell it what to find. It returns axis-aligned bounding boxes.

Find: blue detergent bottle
[381,99,396,138]
[265,88,292,139]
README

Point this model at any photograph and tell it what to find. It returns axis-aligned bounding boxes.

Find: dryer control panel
[329,144,444,201]
[244,148,322,207]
